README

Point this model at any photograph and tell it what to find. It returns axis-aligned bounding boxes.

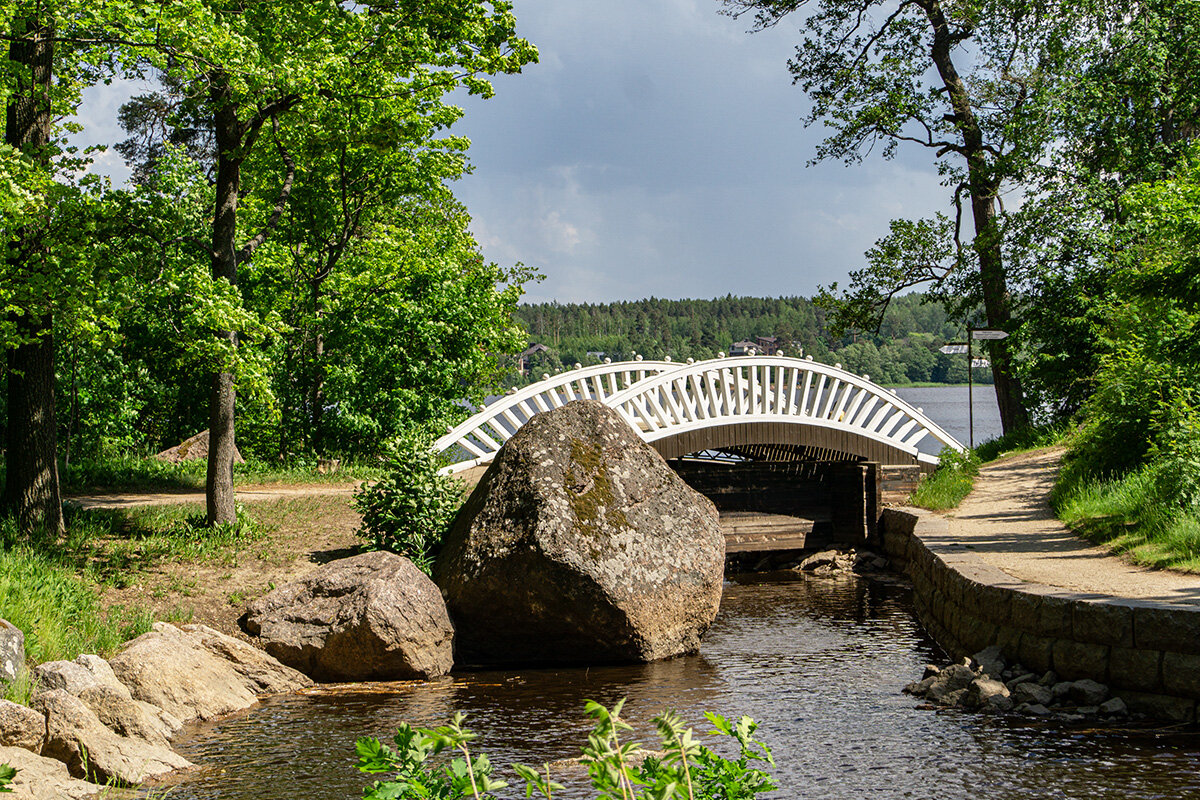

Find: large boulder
[0,745,97,800]
[109,622,306,723]
[0,620,23,687]
[243,551,454,681]
[434,399,725,666]
[34,689,191,785]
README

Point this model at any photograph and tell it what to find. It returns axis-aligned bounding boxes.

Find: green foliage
[0,518,155,667]
[514,293,967,387]
[357,712,507,800]
[973,425,1065,464]
[1054,466,1200,573]
[354,436,464,573]
[0,763,13,793]
[910,447,980,511]
[356,700,776,800]
[1146,392,1200,513]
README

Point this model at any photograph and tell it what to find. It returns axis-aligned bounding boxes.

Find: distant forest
[512,293,991,387]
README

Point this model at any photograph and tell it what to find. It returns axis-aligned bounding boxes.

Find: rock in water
[434,399,725,666]
[243,551,454,681]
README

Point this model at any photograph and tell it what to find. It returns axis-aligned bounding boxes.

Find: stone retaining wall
[881,507,1200,722]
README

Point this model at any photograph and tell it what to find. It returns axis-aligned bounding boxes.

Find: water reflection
[163,572,1200,800]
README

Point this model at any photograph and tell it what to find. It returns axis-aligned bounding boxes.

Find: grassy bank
[1053,463,1200,572]
[909,426,1065,511]
[0,492,362,704]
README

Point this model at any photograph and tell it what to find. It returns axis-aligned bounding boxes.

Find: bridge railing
[434,354,965,474]
[604,355,963,465]
[434,360,676,473]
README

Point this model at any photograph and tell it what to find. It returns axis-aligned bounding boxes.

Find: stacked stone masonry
[881,507,1200,722]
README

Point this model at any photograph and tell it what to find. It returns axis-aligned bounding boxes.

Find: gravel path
[67,483,360,510]
[931,447,1200,604]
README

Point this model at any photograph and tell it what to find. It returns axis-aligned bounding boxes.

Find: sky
[450,0,948,304]
[75,0,949,306]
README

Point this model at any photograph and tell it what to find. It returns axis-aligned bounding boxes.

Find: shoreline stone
[243,551,454,682]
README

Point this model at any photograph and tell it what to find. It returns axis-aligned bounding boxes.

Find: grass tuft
[1053,465,1200,572]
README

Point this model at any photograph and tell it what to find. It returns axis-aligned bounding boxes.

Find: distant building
[754,336,780,355]
[730,336,782,356]
[517,343,550,375]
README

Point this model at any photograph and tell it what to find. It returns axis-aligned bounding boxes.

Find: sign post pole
[966,328,1010,450]
[967,328,974,448]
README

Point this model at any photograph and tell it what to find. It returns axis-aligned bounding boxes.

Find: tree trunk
[309,277,326,454]
[924,0,1030,434]
[206,74,241,526]
[3,10,63,534]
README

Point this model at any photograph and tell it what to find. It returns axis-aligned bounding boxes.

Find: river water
[166,571,1200,800]
[160,386,1200,798]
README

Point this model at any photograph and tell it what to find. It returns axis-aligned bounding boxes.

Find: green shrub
[973,424,1064,463]
[356,699,776,800]
[1146,390,1200,512]
[354,434,464,573]
[910,446,980,511]
[0,763,14,792]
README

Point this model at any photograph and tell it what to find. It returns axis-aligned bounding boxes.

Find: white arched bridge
[435,355,964,476]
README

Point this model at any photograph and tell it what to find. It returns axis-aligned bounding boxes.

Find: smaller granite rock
[244,551,454,681]
[78,685,179,748]
[110,624,260,723]
[0,621,23,687]
[926,664,976,704]
[984,693,1015,713]
[1051,681,1074,700]
[179,624,313,694]
[0,700,44,752]
[0,744,97,800]
[1011,681,1053,707]
[33,661,102,698]
[1019,702,1051,716]
[1067,679,1109,707]
[921,664,941,680]
[1038,670,1059,687]
[972,646,1006,679]
[35,689,191,784]
[35,655,181,746]
[1099,696,1128,716]
[965,677,1010,710]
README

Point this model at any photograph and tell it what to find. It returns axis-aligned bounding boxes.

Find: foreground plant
[356,700,776,800]
[0,763,14,792]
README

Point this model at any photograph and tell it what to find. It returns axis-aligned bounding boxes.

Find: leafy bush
[0,762,14,792]
[1146,390,1200,512]
[356,699,776,800]
[354,434,465,573]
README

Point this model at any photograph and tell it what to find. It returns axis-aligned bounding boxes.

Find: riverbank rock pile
[0,618,311,798]
[905,645,1131,721]
[435,399,725,666]
[243,550,454,681]
[791,548,889,575]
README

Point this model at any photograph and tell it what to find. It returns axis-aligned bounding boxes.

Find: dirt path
[933,447,1200,604]
[68,482,361,510]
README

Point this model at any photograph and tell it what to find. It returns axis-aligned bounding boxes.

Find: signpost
[941,329,1008,447]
